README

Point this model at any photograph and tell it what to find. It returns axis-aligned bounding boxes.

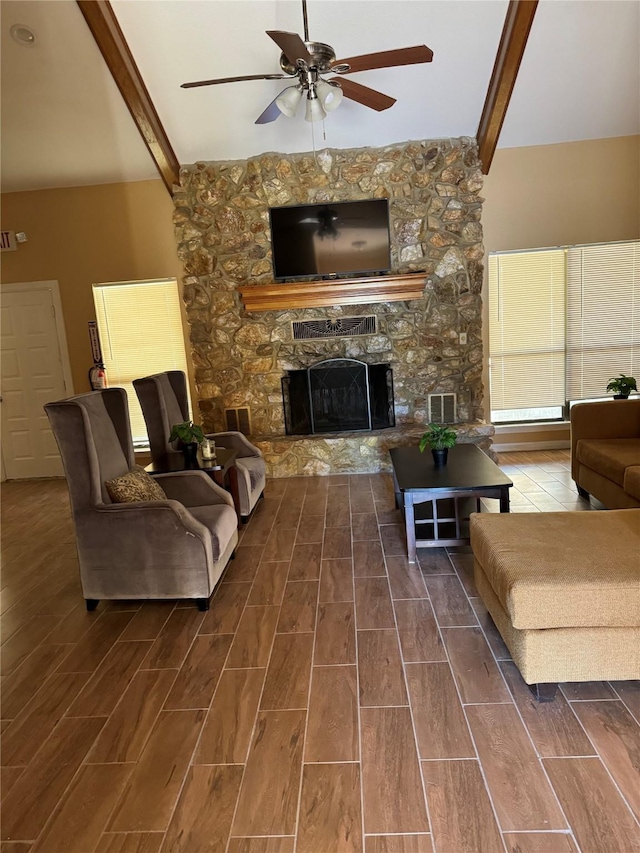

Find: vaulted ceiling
[1,0,639,193]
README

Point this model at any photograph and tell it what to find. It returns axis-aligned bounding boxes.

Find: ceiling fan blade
[332,45,433,74]
[182,73,285,89]
[336,78,396,112]
[255,96,283,125]
[266,30,313,65]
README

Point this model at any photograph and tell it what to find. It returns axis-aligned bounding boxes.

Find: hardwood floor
[1,451,639,852]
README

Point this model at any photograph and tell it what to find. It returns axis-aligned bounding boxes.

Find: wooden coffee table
[390,444,513,563]
[145,447,241,521]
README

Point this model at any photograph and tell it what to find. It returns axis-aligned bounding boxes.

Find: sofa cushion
[576,438,640,487]
[470,509,640,630]
[105,466,167,504]
[624,467,640,501]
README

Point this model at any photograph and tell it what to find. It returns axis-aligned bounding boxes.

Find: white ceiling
[110,0,509,164]
[0,0,158,192]
[1,0,639,194]
[499,0,640,147]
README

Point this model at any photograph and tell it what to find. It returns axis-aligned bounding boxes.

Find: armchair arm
[97,498,209,536]
[206,431,261,458]
[87,499,214,568]
[154,471,234,508]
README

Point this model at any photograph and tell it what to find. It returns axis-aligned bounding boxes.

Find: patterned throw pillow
[105,466,167,503]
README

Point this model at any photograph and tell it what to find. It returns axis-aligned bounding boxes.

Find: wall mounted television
[269,198,391,281]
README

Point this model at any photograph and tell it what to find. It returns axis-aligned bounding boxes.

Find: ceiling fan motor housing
[279,41,337,75]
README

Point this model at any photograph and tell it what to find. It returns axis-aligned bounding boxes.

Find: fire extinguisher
[88,321,108,390]
[89,362,108,390]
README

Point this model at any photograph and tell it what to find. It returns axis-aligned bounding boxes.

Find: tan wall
[492,424,571,452]
[483,135,640,254]
[481,135,640,432]
[1,179,185,394]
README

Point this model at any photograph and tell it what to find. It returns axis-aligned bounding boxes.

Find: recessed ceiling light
[10,24,36,46]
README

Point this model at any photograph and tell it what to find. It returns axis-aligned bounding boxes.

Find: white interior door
[1,282,71,479]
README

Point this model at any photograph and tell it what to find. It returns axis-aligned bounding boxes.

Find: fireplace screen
[282,358,395,435]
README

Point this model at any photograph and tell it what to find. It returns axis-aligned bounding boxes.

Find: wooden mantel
[239,272,427,312]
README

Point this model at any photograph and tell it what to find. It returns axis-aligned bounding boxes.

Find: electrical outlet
[459,332,467,345]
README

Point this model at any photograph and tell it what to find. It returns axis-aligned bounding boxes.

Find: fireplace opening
[282,358,395,435]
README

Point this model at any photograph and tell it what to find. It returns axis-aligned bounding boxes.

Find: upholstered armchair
[133,371,266,521]
[45,388,238,611]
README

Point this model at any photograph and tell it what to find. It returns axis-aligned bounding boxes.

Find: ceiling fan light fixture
[305,87,326,123]
[316,79,343,112]
[180,4,434,127]
[275,85,303,117]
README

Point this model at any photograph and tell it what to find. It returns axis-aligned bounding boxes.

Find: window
[489,250,566,423]
[489,240,640,424]
[93,278,190,443]
[566,242,640,401]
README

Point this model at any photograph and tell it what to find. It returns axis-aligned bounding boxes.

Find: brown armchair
[45,388,238,611]
[133,371,266,520]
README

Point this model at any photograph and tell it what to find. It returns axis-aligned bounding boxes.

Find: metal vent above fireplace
[292,315,377,341]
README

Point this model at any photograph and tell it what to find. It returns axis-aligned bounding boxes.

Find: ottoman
[470,509,640,700]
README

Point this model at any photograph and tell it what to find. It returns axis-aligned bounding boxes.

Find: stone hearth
[254,423,495,478]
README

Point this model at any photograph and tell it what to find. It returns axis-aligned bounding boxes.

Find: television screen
[269,199,391,281]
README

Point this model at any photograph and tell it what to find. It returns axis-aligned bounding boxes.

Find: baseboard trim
[493,440,571,452]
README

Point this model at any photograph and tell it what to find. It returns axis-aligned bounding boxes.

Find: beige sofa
[470,509,640,700]
[571,399,640,508]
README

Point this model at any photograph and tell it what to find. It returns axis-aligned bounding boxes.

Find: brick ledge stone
[253,422,495,477]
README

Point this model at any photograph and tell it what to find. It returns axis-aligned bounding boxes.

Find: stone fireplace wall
[173,137,489,474]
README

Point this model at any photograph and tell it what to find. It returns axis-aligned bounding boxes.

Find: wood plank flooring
[1,450,639,852]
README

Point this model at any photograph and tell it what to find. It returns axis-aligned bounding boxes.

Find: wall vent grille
[292,315,377,341]
[428,393,457,424]
[0,231,16,252]
[225,407,252,436]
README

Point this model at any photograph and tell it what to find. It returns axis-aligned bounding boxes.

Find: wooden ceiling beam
[477,0,538,174]
[77,0,180,194]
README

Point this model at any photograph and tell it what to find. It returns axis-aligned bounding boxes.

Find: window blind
[93,279,190,442]
[566,241,640,401]
[489,250,566,414]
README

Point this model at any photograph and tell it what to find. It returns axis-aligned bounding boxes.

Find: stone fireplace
[283,359,394,435]
[173,137,495,475]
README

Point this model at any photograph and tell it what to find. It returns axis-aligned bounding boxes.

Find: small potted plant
[606,374,637,400]
[419,423,457,466]
[169,420,205,465]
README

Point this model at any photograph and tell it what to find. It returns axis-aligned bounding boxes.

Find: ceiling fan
[181,0,433,125]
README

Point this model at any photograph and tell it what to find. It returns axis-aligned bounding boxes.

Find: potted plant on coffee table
[169,420,205,465]
[606,374,637,399]
[419,423,457,466]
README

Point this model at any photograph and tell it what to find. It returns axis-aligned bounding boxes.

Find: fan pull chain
[310,120,328,170]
